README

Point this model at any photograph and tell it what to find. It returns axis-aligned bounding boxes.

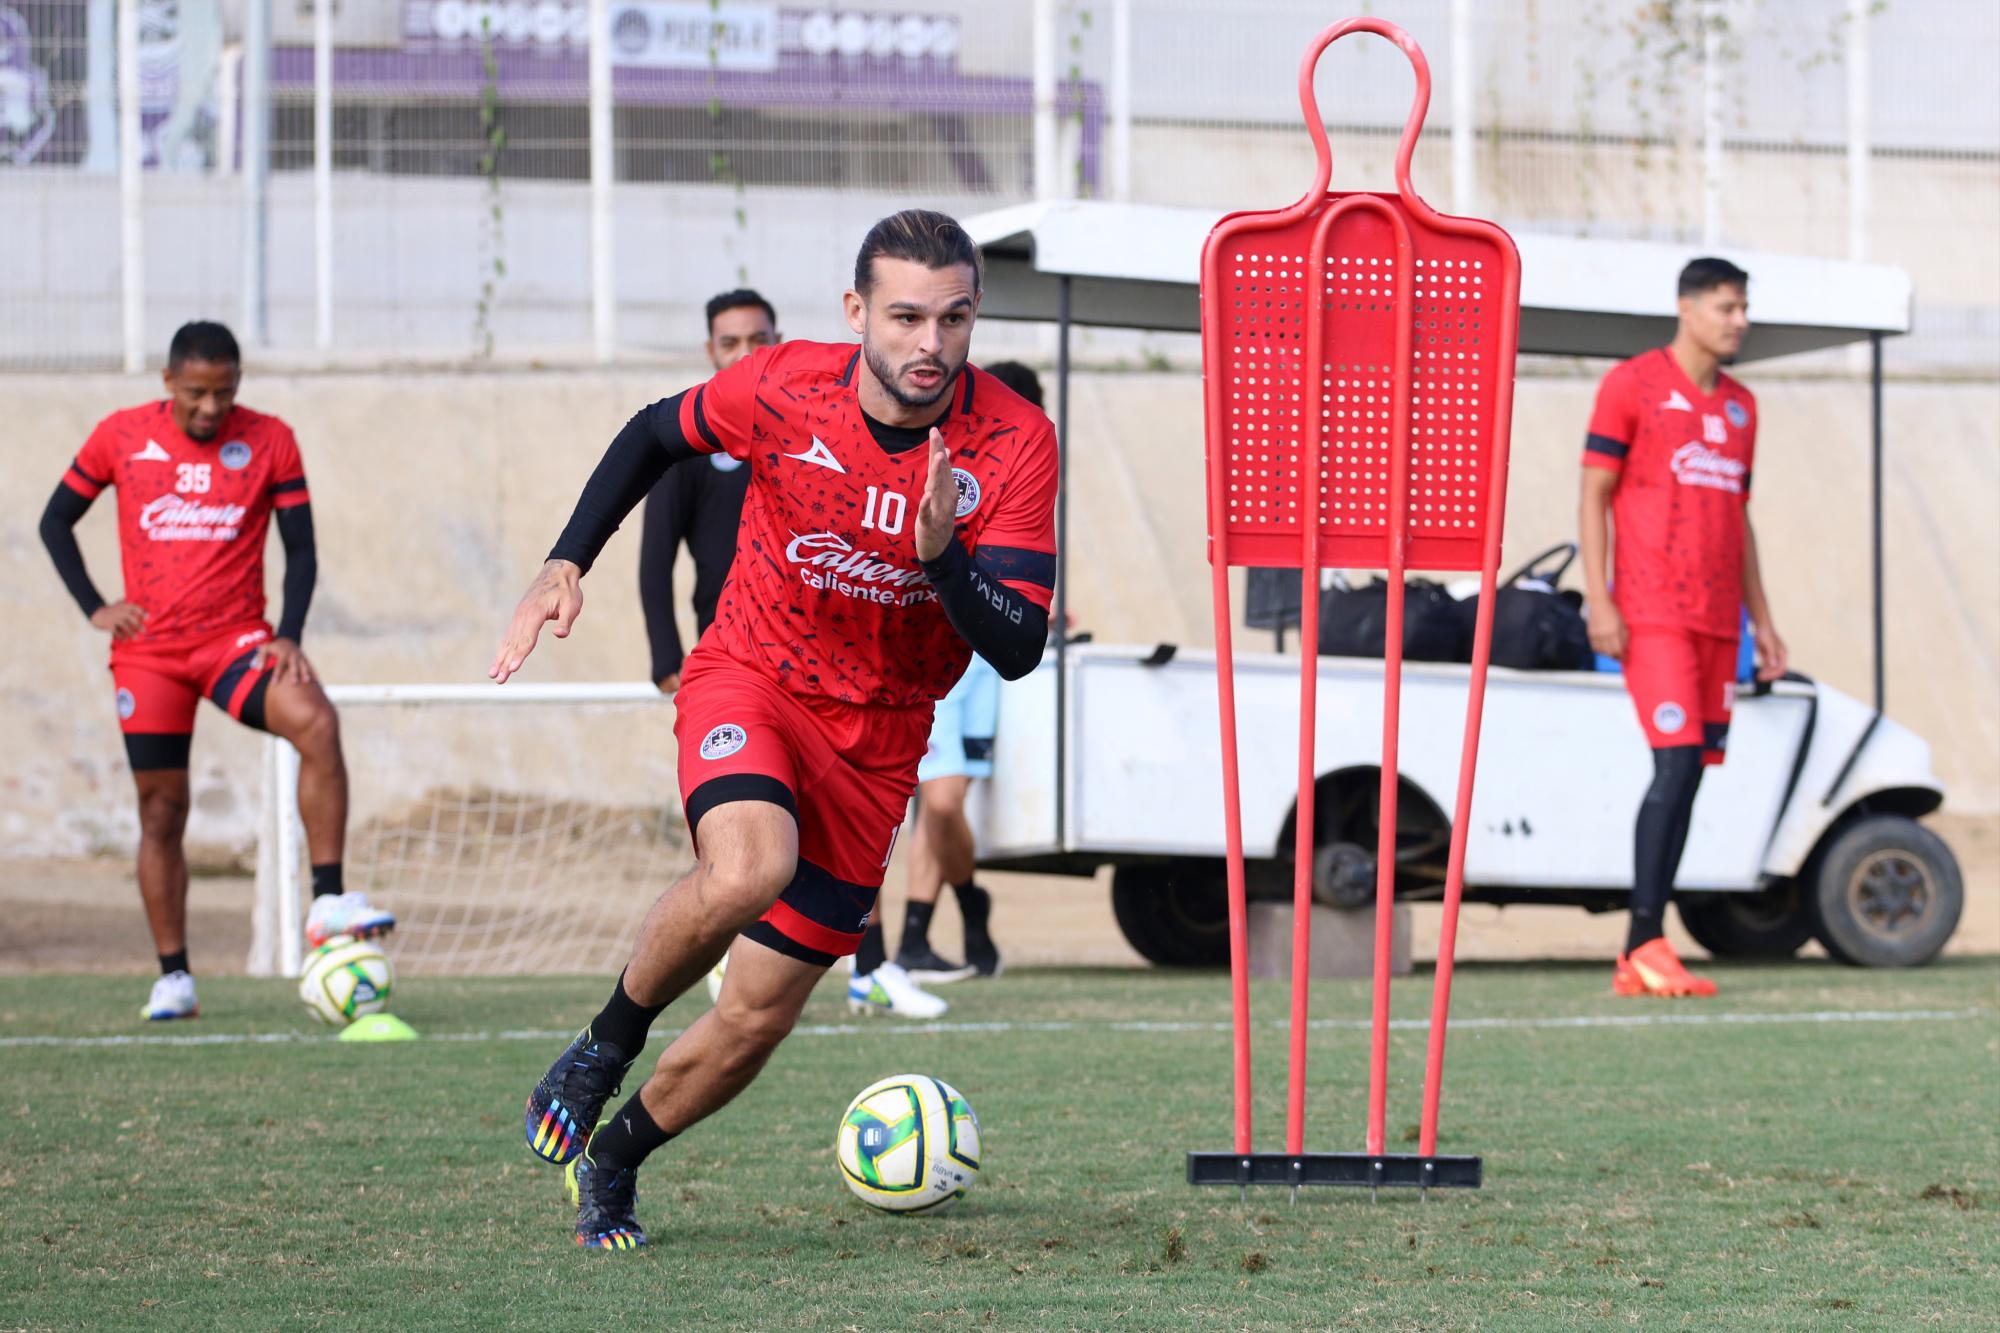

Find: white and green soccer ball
[298,934,394,1026]
[836,1074,981,1213]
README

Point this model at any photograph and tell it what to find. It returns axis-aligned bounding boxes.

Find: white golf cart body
[973,646,1940,894]
[958,202,1956,966]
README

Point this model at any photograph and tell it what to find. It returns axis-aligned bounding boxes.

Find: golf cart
[958,200,1962,970]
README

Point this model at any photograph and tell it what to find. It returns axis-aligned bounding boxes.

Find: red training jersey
[62,401,311,649]
[1583,348,1756,638]
[676,341,1060,708]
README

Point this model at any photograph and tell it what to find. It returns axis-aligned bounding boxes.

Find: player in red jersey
[1580,258,1788,999]
[497,210,1059,1249]
[38,322,393,1021]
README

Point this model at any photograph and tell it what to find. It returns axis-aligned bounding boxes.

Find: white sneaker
[305,891,396,949]
[140,970,198,1021]
[847,962,947,1020]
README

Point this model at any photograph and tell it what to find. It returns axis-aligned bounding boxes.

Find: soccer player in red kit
[38,321,392,1021]
[493,211,1058,1250]
[1580,258,1788,999]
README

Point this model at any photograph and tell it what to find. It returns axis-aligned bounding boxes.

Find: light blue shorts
[917,655,1001,783]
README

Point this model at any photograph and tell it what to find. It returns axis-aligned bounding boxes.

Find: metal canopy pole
[1871,329,1885,718]
[1822,328,1886,806]
[1054,274,1073,851]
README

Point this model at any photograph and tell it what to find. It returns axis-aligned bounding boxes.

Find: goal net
[249,683,687,977]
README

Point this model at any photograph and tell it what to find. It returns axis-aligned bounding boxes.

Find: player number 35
[175,462,213,494]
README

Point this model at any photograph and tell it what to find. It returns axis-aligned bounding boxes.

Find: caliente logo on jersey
[786,531,936,608]
[1668,442,1746,495]
[138,494,248,541]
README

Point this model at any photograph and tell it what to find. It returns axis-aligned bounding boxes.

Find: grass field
[2,959,1994,1330]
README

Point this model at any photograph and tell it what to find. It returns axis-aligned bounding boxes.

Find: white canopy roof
[965,200,1913,362]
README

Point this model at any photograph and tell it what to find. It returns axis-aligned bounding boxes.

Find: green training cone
[339,1013,419,1042]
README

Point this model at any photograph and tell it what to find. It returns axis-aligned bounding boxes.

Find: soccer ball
[835,1074,981,1213]
[298,934,394,1026]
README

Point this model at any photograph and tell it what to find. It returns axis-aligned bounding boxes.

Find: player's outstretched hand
[490,559,584,684]
[255,637,315,688]
[914,428,955,562]
[89,601,146,641]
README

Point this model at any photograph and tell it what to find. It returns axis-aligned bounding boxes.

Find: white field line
[0,1007,1985,1050]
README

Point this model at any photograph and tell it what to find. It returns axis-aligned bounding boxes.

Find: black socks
[310,863,344,900]
[854,918,887,976]
[159,948,189,976]
[591,969,669,1058]
[1629,746,1705,954]
[588,1090,677,1171]
[902,899,936,948]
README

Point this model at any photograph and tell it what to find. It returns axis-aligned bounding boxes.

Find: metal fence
[1,0,1994,371]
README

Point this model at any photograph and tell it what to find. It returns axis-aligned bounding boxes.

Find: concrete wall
[2,363,1994,860]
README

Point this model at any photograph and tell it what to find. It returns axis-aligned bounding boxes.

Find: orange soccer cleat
[1613,937,1719,998]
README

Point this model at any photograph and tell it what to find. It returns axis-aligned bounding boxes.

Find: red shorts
[1623,625,1737,766]
[110,622,277,770]
[674,652,932,960]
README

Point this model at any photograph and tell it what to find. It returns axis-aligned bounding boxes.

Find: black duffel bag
[1318,575,1467,662]
[1461,542,1595,671]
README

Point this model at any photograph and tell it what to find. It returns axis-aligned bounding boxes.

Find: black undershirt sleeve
[38,483,106,620]
[638,468,691,682]
[918,539,1050,681]
[549,392,703,574]
[274,504,317,643]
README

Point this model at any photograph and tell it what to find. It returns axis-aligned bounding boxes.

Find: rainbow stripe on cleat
[523,1027,633,1167]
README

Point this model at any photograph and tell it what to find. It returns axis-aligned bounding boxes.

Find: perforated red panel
[1207,194,1513,573]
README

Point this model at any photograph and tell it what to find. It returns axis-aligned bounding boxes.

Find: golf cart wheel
[1676,884,1815,958]
[1109,863,1230,968]
[1809,815,1963,967]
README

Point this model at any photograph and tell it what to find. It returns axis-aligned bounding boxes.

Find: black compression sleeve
[549,393,703,574]
[918,539,1050,681]
[39,483,106,620]
[274,504,317,643]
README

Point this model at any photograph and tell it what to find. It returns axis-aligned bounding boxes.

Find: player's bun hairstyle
[1677,256,1750,298]
[980,360,1045,409]
[167,320,241,370]
[705,288,777,333]
[854,209,982,296]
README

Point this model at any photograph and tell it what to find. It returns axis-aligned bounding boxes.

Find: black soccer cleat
[895,941,977,985]
[957,883,1004,978]
[566,1152,648,1251]
[525,1028,633,1166]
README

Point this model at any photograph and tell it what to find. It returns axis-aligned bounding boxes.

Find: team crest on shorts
[1724,400,1749,430]
[219,440,253,470]
[1652,702,1687,735]
[699,723,748,760]
[115,687,136,720]
[952,468,981,518]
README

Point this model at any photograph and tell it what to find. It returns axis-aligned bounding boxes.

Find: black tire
[1676,884,1815,959]
[1808,815,1963,967]
[1109,863,1231,968]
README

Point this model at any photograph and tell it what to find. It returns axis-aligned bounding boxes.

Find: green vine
[708,0,749,285]
[1067,4,1091,198]
[473,15,507,358]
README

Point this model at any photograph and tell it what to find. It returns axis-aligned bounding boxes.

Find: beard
[862,338,962,410]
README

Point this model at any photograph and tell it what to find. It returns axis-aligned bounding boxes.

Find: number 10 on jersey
[861,486,907,536]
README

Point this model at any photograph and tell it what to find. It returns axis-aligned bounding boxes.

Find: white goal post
[250,682,682,977]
